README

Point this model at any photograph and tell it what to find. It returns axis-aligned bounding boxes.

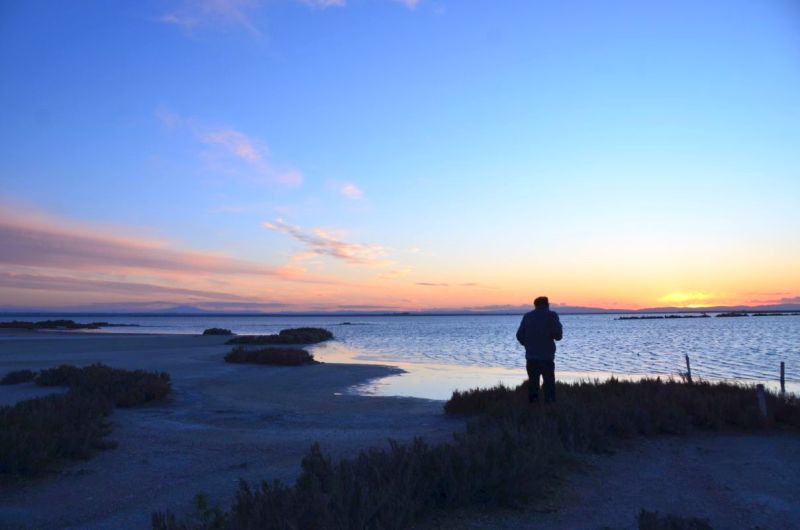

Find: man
[516,296,563,403]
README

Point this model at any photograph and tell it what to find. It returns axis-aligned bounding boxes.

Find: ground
[1,332,799,529]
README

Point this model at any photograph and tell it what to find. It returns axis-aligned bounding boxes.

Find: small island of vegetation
[617,314,710,320]
[202,327,234,336]
[226,327,333,345]
[224,346,319,366]
[0,319,137,331]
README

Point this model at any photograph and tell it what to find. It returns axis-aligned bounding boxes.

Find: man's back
[516,308,563,361]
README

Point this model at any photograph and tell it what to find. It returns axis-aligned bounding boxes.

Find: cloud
[160,0,264,36]
[159,0,348,37]
[0,214,283,277]
[657,292,714,305]
[340,183,364,200]
[157,109,303,187]
[264,218,388,266]
[0,272,254,302]
[379,268,412,280]
[416,282,490,288]
[298,0,346,6]
[394,0,421,8]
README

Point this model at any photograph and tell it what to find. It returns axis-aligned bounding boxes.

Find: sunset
[1,1,799,528]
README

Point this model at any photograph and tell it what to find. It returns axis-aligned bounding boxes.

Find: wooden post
[780,362,785,395]
[685,354,692,384]
[756,384,768,420]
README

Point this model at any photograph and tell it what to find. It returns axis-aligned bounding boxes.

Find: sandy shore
[0,332,464,529]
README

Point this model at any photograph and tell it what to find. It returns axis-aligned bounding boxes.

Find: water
[2,313,798,399]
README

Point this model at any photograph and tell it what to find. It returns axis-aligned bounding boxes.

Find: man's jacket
[516,308,563,361]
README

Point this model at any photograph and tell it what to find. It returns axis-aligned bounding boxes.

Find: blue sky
[1,0,799,310]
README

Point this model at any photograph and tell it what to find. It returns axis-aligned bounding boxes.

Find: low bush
[203,328,234,336]
[36,364,171,407]
[1,364,172,478]
[0,369,37,385]
[224,346,318,366]
[226,327,333,345]
[0,392,114,476]
[444,378,800,440]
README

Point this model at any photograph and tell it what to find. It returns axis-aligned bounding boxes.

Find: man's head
[534,296,549,309]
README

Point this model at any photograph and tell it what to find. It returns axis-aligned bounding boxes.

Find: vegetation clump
[224,346,318,366]
[0,369,37,385]
[152,378,800,529]
[716,312,749,318]
[1,364,171,478]
[36,364,171,407]
[226,327,333,345]
[0,319,121,330]
[202,327,234,336]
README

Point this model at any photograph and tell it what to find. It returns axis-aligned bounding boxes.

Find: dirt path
[426,433,800,530]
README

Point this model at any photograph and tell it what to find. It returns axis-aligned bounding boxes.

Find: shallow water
[2,313,797,399]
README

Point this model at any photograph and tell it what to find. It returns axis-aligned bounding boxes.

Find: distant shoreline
[2,309,799,318]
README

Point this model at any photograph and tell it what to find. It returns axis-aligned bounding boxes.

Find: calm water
[2,313,798,398]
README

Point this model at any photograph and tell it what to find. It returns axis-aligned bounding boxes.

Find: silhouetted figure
[516,296,563,403]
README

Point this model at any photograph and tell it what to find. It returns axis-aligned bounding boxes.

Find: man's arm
[516,315,526,345]
[551,313,563,341]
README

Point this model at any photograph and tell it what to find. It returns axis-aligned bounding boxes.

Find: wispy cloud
[416,282,492,288]
[157,108,303,187]
[339,183,364,200]
[0,272,255,301]
[264,218,388,266]
[394,0,421,9]
[160,0,264,36]
[379,268,412,280]
[0,214,281,277]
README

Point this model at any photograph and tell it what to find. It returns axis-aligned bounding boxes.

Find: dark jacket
[516,308,563,361]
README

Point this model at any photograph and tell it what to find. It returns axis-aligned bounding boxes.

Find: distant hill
[1,301,798,316]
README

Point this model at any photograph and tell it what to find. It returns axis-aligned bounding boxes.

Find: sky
[1,0,799,312]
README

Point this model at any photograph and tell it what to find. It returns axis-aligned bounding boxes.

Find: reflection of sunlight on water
[313,342,800,401]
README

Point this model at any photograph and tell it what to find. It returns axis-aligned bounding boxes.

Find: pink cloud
[340,183,364,199]
[264,218,388,266]
[0,272,255,302]
[157,109,303,187]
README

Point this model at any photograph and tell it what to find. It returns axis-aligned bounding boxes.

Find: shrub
[1,364,172,479]
[0,369,36,385]
[36,364,171,407]
[224,346,318,366]
[0,392,114,476]
[203,328,234,336]
[226,327,333,345]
